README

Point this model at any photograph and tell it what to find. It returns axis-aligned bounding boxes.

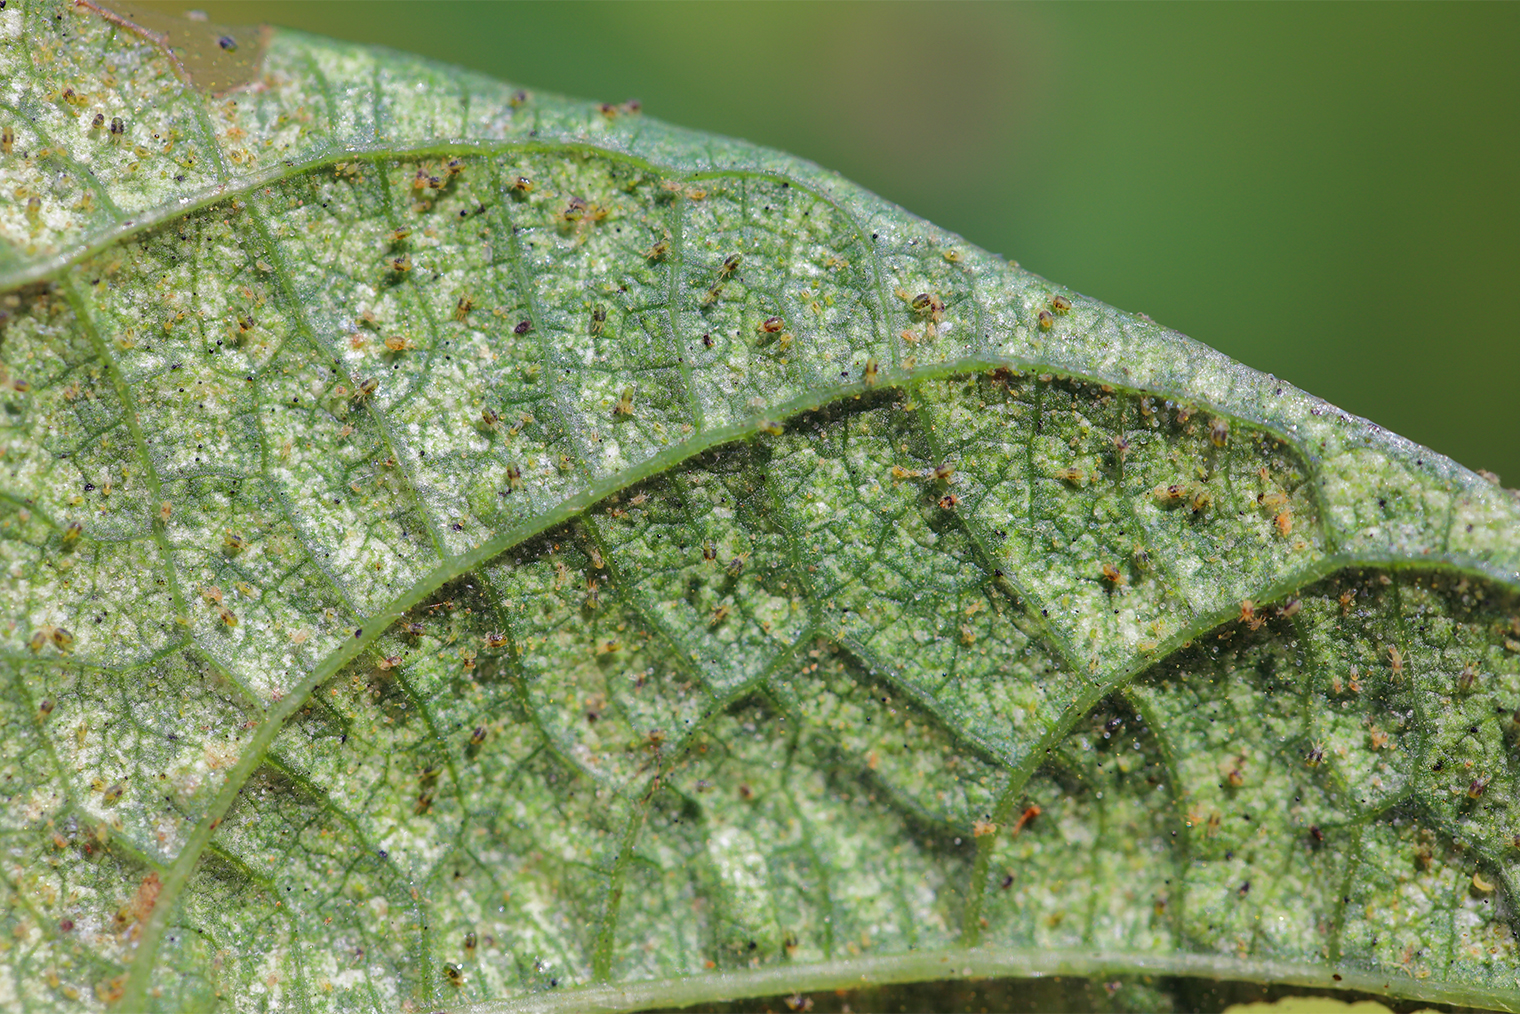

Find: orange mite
[1011,804,1041,836]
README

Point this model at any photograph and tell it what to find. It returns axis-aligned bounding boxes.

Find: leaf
[1,4,1518,1012]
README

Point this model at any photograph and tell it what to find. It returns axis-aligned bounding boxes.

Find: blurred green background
[144,1,1520,482]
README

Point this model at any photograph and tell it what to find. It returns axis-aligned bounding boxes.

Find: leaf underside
[1,4,1519,1012]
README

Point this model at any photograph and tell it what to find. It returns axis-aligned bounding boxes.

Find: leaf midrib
[436,943,1520,1014]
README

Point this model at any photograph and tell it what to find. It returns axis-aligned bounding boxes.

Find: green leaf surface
[2,4,1518,1012]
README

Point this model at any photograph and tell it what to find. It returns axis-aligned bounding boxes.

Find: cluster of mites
[28,523,248,651]
[336,162,1084,417]
[1,116,124,160]
[4,110,126,220]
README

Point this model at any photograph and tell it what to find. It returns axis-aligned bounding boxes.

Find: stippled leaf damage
[1,4,1519,1012]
